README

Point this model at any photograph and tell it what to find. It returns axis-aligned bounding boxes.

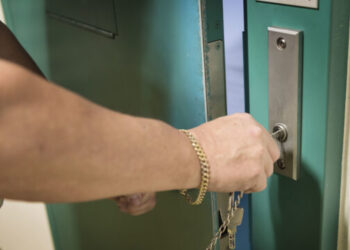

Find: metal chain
[206,131,280,249]
[179,129,210,205]
[206,191,244,250]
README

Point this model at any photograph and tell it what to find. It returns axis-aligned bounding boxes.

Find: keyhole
[272,123,288,142]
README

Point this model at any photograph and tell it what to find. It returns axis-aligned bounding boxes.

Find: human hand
[113,192,156,216]
[190,113,280,193]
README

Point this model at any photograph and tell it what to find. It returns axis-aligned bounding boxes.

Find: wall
[0,0,4,22]
[223,0,245,115]
[0,201,54,250]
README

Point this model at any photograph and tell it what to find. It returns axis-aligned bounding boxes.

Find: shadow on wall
[269,161,321,249]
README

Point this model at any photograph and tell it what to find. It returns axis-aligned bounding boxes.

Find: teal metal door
[3,0,349,249]
[246,1,349,249]
[2,1,216,249]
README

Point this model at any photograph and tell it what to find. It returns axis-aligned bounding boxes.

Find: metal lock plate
[257,0,318,9]
[206,40,226,120]
[268,27,303,180]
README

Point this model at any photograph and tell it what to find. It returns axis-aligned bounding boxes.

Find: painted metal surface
[203,0,224,44]
[46,0,118,35]
[46,12,115,39]
[268,27,302,180]
[1,0,50,75]
[257,0,318,9]
[247,0,349,249]
[2,0,214,249]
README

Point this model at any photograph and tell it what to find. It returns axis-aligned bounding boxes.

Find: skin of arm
[0,60,280,203]
[0,60,200,202]
[0,21,280,215]
[0,21,156,214]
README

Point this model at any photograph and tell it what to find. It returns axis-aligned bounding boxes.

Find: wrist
[179,129,210,205]
[179,129,202,190]
[131,117,201,191]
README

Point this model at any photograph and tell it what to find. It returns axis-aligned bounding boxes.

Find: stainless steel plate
[268,27,303,180]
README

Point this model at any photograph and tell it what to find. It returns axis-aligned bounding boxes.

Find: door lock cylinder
[272,123,288,142]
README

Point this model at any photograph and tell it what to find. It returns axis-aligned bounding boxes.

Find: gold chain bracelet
[179,129,210,205]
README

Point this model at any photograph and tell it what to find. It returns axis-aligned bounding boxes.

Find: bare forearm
[0,61,200,202]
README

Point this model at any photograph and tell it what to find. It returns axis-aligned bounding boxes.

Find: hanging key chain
[206,191,244,250]
[227,205,244,249]
[206,129,285,250]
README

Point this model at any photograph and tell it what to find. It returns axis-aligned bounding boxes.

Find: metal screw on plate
[276,37,287,50]
[276,158,286,169]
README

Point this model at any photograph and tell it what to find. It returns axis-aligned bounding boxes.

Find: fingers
[255,173,268,192]
[247,150,271,193]
[246,118,280,163]
[114,192,156,216]
[193,113,278,194]
[264,132,281,162]
[262,147,274,178]
[243,173,267,194]
[255,150,272,192]
[254,122,280,163]
[119,196,156,216]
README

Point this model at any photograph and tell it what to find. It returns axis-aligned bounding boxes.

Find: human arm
[0,21,155,213]
[0,60,279,203]
[0,60,200,202]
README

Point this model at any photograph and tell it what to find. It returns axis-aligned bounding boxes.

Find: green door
[2,0,218,249]
[2,0,350,250]
[246,1,349,249]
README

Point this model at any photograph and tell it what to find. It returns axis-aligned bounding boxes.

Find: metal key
[206,192,244,250]
[227,207,244,249]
